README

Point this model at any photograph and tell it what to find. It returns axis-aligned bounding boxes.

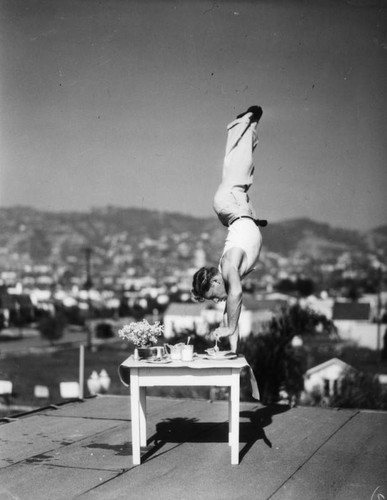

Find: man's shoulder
[220,248,244,275]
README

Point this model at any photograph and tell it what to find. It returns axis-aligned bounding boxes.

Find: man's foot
[254,219,268,227]
[237,105,263,123]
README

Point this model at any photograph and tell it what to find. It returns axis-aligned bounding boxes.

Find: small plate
[203,354,238,361]
[203,350,237,360]
[145,358,172,364]
[205,349,236,357]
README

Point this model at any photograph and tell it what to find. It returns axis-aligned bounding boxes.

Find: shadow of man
[239,404,290,462]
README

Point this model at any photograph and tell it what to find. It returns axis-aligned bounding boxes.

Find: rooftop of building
[1,395,386,500]
[332,301,372,321]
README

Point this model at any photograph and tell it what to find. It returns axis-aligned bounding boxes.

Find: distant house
[332,301,379,350]
[0,293,13,327]
[361,293,386,321]
[163,302,221,338]
[0,292,34,327]
[333,302,371,321]
[301,295,334,319]
[378,374,387,388]
[304,358,355,398]
[163,295,291,340]
[242,295,289,335]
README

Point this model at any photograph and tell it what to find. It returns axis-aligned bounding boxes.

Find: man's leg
[213,108,261,227]
[224,118,258,172]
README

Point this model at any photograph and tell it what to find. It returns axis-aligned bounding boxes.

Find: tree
[39,309,67,344]
[275,278,316,297]
[239,304,336,404]
[295,278,315,297]
[239,333,305,404]
[330,370,387,410]
[276,279,295,294]
[171,327,214,354]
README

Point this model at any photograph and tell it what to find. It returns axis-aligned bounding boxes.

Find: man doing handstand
[192,106,265,352]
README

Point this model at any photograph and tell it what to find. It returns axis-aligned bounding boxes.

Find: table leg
[228,391,232,446]
[130,368,141,465]
[139,387,147,447]
[230,370,240,465]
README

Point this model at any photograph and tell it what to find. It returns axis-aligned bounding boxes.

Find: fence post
[79,344,85,399]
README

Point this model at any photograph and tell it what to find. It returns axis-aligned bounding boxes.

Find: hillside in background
[0,206,386,276]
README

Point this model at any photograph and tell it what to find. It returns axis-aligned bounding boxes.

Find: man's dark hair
[191,266,219,302]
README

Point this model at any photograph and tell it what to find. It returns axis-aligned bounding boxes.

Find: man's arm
[223,263,243,334]
[213,249,244,344]
[218,301,239,352]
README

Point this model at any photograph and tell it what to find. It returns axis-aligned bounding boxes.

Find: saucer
[145,358,172,364]
[204,350,237,360]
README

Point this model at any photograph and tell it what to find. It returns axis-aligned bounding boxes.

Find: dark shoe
[254,219,268,227]
[237,106,263,123]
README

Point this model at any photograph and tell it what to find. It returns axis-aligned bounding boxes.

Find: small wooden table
[119,355,259,465]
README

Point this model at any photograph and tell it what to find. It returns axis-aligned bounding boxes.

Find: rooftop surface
[1,395,386,500]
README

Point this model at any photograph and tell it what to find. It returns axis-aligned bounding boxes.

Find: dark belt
[229,216,268,227]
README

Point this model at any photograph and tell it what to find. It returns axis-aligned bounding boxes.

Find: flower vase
[137,346,159,360]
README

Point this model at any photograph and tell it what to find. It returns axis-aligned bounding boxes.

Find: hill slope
[0,206,386,266]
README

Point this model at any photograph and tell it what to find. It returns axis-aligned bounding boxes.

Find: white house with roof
[242,294,290,335]
[332,301,380,350]
[163,302,222,338]
[163,294,291,339]
[304,358,355,398]
[163,301,260,339]
[300,295,334,319]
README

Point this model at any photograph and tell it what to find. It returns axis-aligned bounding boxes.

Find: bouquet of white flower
[118,319,164,347]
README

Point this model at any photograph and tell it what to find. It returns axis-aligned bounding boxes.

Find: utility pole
[83,246,93,348]
[376,263,383,372]
[84,247,93,290]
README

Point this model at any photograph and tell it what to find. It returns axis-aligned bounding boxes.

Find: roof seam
[266,410,360,499]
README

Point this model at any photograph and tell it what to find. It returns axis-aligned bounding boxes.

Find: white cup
[170,347,182,360]
[181,345,194,362]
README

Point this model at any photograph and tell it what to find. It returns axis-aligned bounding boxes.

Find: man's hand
[213,326,234,340]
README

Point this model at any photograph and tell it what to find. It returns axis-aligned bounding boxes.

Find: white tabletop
[119,354,260,400]
[120,353,247,369]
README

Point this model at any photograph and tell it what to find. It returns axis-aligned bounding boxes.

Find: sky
[0,0,386,230]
